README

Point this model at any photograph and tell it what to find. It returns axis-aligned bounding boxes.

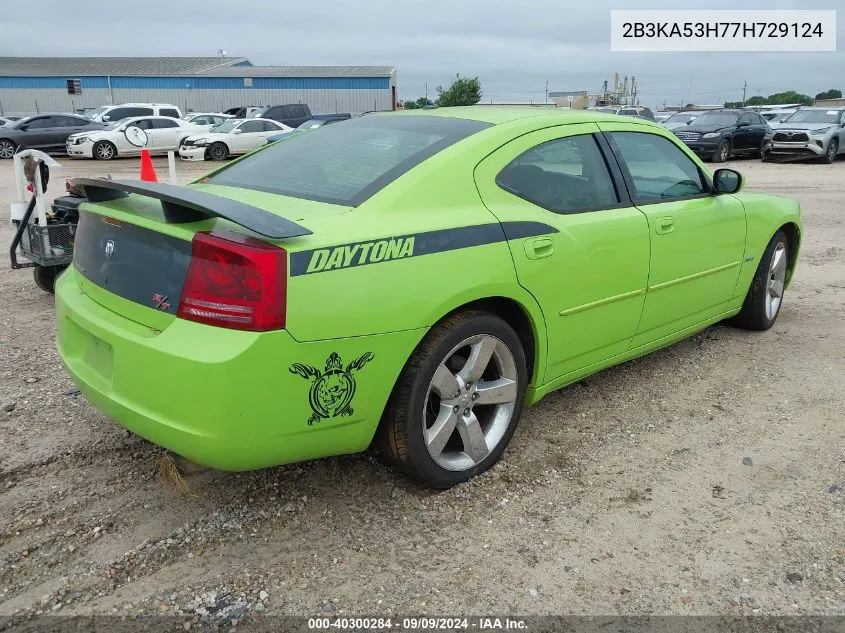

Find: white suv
[87,103,183,123]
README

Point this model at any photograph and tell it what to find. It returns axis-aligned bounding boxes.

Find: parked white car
[66,116,206,160]
[179,118,291,161]
[182,112,233,132]
[86,103,183,123]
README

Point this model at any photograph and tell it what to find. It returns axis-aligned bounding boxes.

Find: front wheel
[730,230,789,331]
[93,140,116,161]
[712,139,730,163]
[822,138,839,164]
[207,142,228,161]
[378,310,527,489]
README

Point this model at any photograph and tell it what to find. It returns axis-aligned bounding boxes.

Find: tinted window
[240,120,266,133]
[55,116,85,127]
[152,119,178,129]
[159,108,179,118]
[751,114,766,126]
[283,105,306,119]
[496,135,619,214]
[262,120,282,132]
[692,112,739,127]
[24,117,55,129]
[739,113,753,125]
[207,115,491,206]
[190,115,211,125]
[131,119,156,130]
[609,132,708,201]
[620,109,638,116]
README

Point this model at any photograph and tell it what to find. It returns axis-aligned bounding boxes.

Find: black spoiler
[71,178,312,240]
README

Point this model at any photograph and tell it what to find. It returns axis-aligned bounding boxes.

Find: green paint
[55,107,802,473]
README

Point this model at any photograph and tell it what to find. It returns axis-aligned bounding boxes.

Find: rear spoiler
[71,178,312,240]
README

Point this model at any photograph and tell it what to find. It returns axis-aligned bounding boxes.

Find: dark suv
[254,104,312,128]
[672,109,771,162]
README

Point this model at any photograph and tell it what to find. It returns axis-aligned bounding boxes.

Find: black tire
[207,142,228,161]
[33,265,64,294]
[0,139,17,159]
[93,140,116,161]
[712,139,730,163]
[822,138,838,164]
[729,230,789,331]
[377,309,528,489]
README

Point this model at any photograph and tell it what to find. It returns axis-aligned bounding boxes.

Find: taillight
[177,232,286,331]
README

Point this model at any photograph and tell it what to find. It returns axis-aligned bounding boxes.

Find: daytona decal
[289,221,558,276]
[289,352,375,426]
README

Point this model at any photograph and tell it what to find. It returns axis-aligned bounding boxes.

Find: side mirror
[713,168,743,194]
[102,116,111,122]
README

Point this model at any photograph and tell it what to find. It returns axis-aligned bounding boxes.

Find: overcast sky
[4,0,842,108]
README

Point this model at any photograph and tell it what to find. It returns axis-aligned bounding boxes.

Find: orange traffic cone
[139,149,158,183]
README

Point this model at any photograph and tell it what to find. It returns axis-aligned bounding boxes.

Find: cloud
[3,0,841,107]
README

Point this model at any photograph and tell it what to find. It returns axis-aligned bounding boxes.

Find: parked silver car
[767,107,845,163]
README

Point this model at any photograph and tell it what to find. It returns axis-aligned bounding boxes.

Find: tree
[767,91,813,105]
[815,88,842,100]
[403,96,434,110]
[436,75,482,107]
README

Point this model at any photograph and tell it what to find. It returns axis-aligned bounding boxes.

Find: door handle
[524,237,554,259]
[655,216,675,235]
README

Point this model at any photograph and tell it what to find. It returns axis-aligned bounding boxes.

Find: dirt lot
[0,154,843,624]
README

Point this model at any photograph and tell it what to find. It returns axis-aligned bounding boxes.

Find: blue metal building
[0,57,397,116]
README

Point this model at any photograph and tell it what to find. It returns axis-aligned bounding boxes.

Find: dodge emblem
[104,240,115,260]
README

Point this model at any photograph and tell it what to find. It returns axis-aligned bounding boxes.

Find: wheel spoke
[431,364,460,400]
[769,278,784,299]
[770,245,786,276]
[457,412,489,463]
[458,336,497,384]
[474,378,517,405]
[425,405,459,458]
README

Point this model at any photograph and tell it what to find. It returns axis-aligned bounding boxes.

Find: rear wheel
[207,142,228,161]
[712,139,730,163]
[822,138,838,164]
[378,310,527,489]
[0,139,16,159]
[730,230,788,331]
[93,140,116,161]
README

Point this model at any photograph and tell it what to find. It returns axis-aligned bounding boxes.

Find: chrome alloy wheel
[0,140,15,159]
[423,334,518,471]
[766,241,787,321]
[95,143,114,160]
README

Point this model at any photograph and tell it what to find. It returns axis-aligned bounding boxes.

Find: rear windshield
[206,115,491,206]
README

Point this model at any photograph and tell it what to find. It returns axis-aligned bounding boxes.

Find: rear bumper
[55,268,421,471]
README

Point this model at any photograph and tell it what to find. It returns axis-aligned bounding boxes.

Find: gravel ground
[0,154,843,626]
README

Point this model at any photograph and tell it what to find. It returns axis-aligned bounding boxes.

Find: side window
[105,108,129,121]
[193,116,210,125]
[496,134,619,214]
[739,113,752,126]
[240,120,265,133]
[25,117,53,129]
[609,132,708,202]
[159,108,179,118]
[132,119,156,130]
[263,120,282,132]
[752,113,766,126]
[840,111,845,125]
[283,105,305,119]
[152,119,178,129]
[126,107,154,118]
[57,116,84,127]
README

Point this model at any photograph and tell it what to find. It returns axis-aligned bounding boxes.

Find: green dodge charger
[56,107,802,489]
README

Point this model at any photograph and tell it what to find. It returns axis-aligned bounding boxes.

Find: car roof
[392,106,650,125]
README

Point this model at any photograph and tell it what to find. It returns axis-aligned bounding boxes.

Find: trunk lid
[70,181,351,329]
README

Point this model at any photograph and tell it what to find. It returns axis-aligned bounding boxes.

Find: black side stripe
[289,221,558,277]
